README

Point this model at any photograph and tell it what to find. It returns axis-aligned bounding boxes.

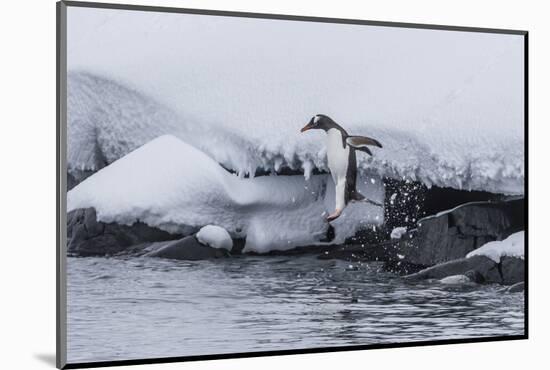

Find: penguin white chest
[326,128,350,182]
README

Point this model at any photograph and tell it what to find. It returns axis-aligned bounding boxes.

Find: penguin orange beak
[300,123,312,133]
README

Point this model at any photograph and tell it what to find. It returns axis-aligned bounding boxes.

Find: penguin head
[300,114,334,132]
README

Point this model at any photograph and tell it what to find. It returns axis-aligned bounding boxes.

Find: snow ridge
[68,71,524,194]
[68,72,261,179]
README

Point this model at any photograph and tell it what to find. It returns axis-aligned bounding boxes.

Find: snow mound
[196,225,233,251]
[67,135,384,253]
[466,231,525,263]
[67,8,525,194]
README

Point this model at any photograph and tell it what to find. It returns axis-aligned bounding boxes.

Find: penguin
[300,114,383,222]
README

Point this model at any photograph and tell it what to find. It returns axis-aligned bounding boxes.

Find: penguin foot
[327,209,342,222]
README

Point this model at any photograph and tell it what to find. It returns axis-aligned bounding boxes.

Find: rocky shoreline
[320,197,525,287]
[67,208,183,257]
[66,197,525,289]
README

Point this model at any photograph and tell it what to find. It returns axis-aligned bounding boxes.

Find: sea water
[67,255,524,363]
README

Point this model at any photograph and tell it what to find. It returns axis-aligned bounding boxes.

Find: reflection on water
[67,255,524,363]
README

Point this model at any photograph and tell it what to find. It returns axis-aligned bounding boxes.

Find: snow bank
[66,8,524,195]
[196,226,233,251]
[67,135,384,253]
[466,231,524,263]
[67,72,258,178]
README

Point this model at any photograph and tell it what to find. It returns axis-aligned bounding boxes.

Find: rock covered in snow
[317,197,525,285]
[466,231,524,262]
[401,229,525,285]
[387,198,524,267]
[196,225,233,251]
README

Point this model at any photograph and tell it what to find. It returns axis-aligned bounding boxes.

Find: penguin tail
[352,191,384,208]
[352,191,365,201]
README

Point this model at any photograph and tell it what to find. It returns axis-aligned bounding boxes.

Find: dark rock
[405,255,502,283]
[317,198,524,280]
[147,236,230,260]
[384,178,505,235]
[506,281,525,293]
[231,238,247,254]
[67,208,182,256]
[389,198,524,267]
[464,269,485,284]
[500,256,525,285]
[83,207,104,236]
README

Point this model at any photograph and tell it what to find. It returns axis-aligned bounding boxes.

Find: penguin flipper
[351,192,383,207]
[346,135,383,150]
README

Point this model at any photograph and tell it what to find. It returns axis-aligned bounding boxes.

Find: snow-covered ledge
[67,135,384,254]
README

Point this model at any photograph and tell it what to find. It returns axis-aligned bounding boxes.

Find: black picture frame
[56,1,529,368]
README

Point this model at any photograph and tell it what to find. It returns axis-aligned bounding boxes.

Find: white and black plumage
[301,114,383,222]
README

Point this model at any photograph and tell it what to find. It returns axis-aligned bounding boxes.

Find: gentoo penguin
[300,114,383,222]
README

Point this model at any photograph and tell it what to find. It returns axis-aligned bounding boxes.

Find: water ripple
[67,255,524,363]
